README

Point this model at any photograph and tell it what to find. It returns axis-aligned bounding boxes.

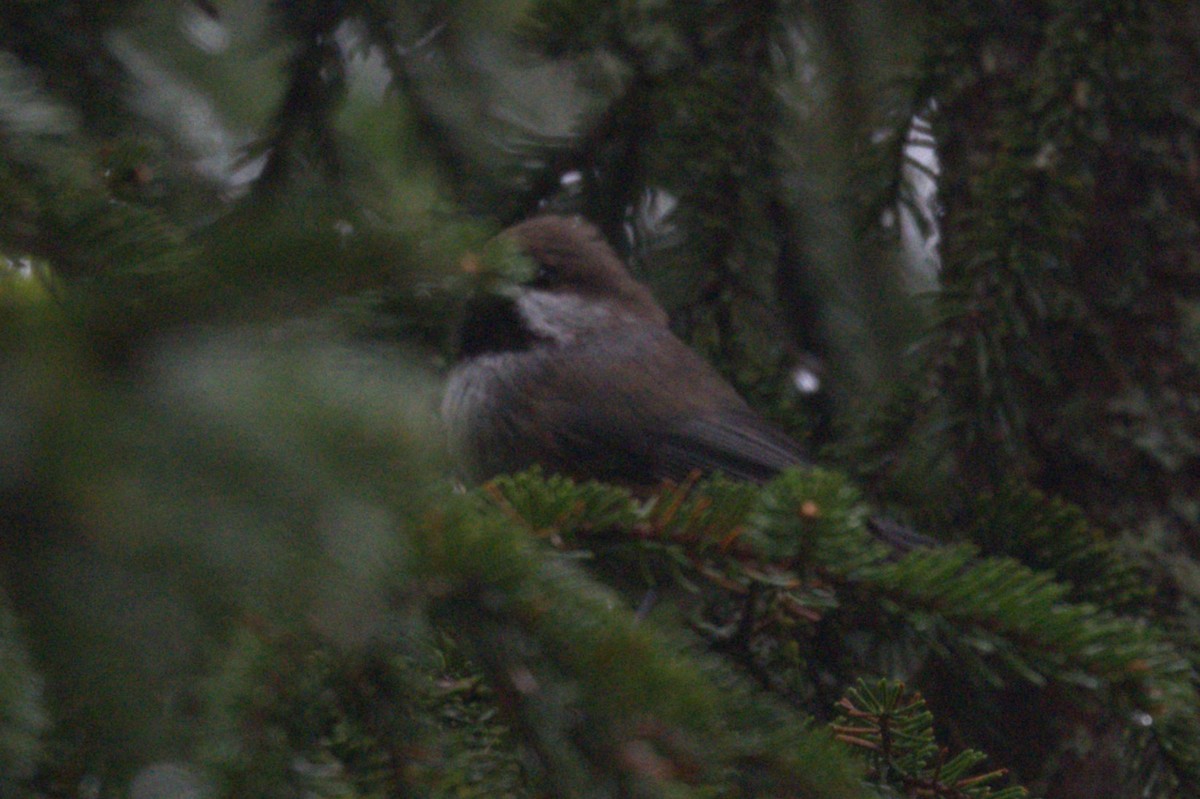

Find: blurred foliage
[0,1,1198,798]
[0,589,47,790]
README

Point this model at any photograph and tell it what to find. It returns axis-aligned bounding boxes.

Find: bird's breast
[441,349,545,479]
[442,352,509,442]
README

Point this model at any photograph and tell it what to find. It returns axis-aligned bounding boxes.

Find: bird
[442,215,933,551]
[441,214,812,489]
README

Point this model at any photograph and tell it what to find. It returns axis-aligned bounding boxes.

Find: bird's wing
[526,327,807,485]
[658,409,808,483]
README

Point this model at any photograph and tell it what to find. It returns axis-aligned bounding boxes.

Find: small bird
[441,214,810,489]
[442,216,933,551]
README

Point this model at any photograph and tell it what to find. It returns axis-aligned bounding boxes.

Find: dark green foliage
[0,590,47,789]
[0,54,194,281]
[201,628,532,798]
[834,679,1027,798]
[855,2,1200,792]
[480,468,1200,794]
[414,478,871,799]
[1,1,1198,798]
[910,0,1200,529]
[968,481,1151,611]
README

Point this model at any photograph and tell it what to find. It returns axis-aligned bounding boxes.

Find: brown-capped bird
[441,215,810,488]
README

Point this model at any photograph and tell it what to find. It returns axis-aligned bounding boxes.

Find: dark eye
[531,262,558,287]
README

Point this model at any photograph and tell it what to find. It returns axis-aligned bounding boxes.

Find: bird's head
[454,216,668,357]
[503,216,668,328]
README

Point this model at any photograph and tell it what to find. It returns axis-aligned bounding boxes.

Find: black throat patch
[456,294,540,358]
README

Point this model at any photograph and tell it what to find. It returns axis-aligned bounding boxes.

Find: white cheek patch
[516,290,613,343]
